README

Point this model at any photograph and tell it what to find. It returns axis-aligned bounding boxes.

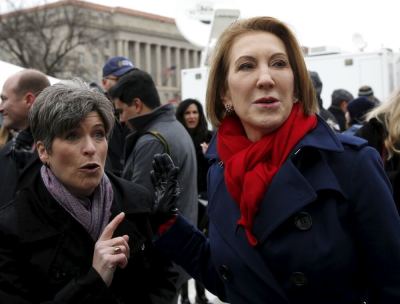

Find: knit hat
[331,89,353,107]
[347,97,375,124]
[102,56,135,77]
[358,85,374,97]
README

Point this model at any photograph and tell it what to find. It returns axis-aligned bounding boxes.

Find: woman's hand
[150,154,180,227]
[200,142,209,155]
[92,212,130,287]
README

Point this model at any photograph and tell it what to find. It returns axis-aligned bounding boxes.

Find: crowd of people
[0,15,400,304]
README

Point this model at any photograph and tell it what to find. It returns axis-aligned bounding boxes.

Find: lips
[254,97,279,104]
[80,163,100,170]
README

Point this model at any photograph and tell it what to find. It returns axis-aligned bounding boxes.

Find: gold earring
[225,104,234,115]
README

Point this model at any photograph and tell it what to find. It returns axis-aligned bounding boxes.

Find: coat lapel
[208,164,289,302]
[253,148,346,244]
[252,158,317,243]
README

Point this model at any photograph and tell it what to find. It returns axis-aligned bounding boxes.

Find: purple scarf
[40,165,114,240]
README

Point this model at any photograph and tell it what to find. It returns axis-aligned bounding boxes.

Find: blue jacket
[155,118,400,304]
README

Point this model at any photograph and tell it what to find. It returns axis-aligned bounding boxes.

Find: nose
[82,136,96,156]
[256,67,275,90]
[118,112,126,123]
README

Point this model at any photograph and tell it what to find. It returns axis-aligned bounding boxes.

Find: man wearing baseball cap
[101,56,135,177]
[102,56,135,93]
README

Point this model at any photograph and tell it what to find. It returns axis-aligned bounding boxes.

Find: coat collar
[206,116,344,163]
[127,104,175,131]
[293,116,343,153]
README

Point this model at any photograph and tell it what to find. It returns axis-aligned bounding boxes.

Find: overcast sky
[82,0,399,53]
[2,0,398,52]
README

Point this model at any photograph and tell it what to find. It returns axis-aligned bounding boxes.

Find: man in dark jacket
[109,69,198,303]
[0,69,50,206]
[309,71,340,131]
[101,56,135,176]
[328,89,354,132]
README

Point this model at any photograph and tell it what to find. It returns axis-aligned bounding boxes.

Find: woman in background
[356,89,400,211]
[176,99,213,304]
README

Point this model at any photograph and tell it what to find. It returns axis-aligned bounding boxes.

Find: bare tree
[0,0,111,78]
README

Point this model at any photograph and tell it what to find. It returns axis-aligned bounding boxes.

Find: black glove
[150,153,180,228]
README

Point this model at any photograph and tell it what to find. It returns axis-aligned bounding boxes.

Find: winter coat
[123,104,198,224]
[106,118,130,177]
[122,104,198,293]
[190,129,213,199]
[328,105,346,132]
[0,171,178,303]
[356,117,400,212]
[0,129,39,207]
[155,117,400,304]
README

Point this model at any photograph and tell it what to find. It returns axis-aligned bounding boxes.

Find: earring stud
[225,104,234,115]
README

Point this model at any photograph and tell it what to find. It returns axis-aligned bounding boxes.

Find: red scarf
[217,103,317,246]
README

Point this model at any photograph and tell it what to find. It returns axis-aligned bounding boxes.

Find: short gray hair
[29,79,115,151]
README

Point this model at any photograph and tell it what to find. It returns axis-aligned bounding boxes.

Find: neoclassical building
[0,0,202,103]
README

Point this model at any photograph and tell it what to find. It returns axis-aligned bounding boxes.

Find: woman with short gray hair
[0,79,167,303]
[29,80,115,151]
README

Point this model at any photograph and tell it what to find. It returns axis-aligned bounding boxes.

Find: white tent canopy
[0,60,59,92]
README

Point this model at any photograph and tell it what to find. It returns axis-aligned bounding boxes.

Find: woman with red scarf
[152,16,400,304]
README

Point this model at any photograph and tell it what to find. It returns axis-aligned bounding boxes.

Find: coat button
[219,265,232,282]
[290,272,308,287]
[294,212,312,230]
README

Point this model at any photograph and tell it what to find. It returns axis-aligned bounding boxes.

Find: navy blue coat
[155,118,400,304]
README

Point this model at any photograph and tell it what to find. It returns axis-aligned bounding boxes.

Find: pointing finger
[98,212,125,241]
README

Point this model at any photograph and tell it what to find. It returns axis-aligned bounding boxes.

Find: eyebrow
[93,123,105,128]
[234,55,254,65]
[234,52,288,64]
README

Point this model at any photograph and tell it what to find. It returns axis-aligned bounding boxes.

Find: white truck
[305,48,400,108]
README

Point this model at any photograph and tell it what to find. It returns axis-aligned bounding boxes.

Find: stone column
[123,40,129,58]
[116,40,124,56]
[184,48,189,69]
[145,43,151,73]
[175,47,181,88]
[166,46,171,87]
[134,41,140,66]
[156,44,162,86]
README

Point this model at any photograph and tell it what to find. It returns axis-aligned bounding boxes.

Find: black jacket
[0,129,40,208]
[356,117,400,212]
[106,119,130,177]
[328,106,346,132]
[0,171,178,303]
